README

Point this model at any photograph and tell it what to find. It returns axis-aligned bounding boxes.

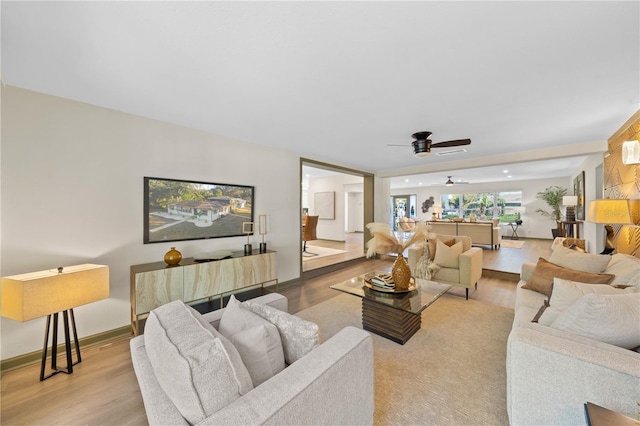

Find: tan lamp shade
[1,264,109,322]
[562,196,578,206]
[587,199,640,225]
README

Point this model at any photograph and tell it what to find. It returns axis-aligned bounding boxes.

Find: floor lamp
[587,199,640,254]
[1,264,109,380]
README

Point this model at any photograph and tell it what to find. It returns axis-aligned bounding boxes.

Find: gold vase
[392,255,412,290]
[164,247,182,266]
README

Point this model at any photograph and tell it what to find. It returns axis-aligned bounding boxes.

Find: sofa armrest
[493,226,502,245]
[200,326,374,425]
[458,247,483,287]
[520,262,537,281]
[130,336,190,426]
[507,323,640,425]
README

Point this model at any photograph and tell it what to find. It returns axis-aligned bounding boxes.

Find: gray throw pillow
[243,299,319,364]
[220,295,285,386]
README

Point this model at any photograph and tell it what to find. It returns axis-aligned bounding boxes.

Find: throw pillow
[243,300,319,365]
[144,300,253,425]
[230,324,285,387]
[521,258,615,298]
[414,244,442,280]
[427,239,437,261]
[433,239,463,269]
[442,238,456,247]
[606,254,640,287]
[549,245,612,274]
[219,295,285,386]
[537,278,630,326]
[550,292,640,349]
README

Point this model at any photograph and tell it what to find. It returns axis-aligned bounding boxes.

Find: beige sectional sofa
[507,248,640,425]
[130,293,375,425]
[428,220,502,249]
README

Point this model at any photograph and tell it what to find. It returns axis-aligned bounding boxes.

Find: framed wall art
[314,191,335,220]
[573,171,585,220]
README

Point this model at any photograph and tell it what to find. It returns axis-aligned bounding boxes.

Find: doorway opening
[301,159,374,273]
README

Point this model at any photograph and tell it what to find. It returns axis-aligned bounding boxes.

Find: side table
[507,221,521,240]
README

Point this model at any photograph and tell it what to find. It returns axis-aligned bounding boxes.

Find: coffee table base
[361,298,421,345]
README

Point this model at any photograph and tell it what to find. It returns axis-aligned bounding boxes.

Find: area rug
[296,293,514,425]
[302,245,347,259]
[501,239,525,249]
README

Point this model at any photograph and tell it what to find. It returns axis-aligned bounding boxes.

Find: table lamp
[587,199,640,254]
[258,214,268,253]
[432,205,443,220]
[563,195,578,222]
[243,222,254,254]
[1,264,109,381]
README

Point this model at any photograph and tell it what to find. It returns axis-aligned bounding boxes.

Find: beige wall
[0,86,302,359]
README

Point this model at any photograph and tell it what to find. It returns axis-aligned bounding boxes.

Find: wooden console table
[130,249,277,335]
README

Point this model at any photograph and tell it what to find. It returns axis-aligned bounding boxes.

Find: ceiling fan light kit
[412,140,431,158]
[408,131,471,158]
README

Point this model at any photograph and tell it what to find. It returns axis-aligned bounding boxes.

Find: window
[440,191,522,222]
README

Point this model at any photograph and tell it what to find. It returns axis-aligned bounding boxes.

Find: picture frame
[573,171,585,220]
[314,191,335,220]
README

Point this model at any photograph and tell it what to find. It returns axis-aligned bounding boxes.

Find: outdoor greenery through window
[440,191,523,222]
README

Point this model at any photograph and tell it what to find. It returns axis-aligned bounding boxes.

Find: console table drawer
[133,267,183,314]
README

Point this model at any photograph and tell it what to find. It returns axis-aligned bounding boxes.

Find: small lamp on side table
[1,264,109,381]
[563,195,578,222]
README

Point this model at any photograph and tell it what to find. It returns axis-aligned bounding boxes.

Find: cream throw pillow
[219,295,285,387]
[549,245,612,273]
[550,292,640,349]
[606,254,640,287]
[433,239,463,269]
[538,278,630,326]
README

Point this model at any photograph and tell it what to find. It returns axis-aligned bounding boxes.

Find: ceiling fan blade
[431,139,471,148]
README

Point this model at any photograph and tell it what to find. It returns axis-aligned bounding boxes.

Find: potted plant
[535,185,568,238]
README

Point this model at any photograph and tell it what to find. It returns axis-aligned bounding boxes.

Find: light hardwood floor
[1,237,552,425]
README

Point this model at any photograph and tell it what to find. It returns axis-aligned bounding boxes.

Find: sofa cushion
[521,258,615,298]
[434,239,463,269]
[144,300,253,425]
[550,292,640,349]
[219,295,285,386]
[606,254,640,287]
[538,278,629,326]
[243,300,319,365]
[549,245,612,273]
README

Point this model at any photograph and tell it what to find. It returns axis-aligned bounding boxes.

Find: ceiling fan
[431,176,470,186]
[388,131,471,158]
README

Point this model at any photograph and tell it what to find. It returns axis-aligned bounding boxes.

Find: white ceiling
[2,2,638,183]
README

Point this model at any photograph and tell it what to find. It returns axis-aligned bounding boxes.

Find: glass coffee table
[330,271,452,345]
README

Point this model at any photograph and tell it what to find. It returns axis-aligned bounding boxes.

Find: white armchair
[407,234,483,299]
